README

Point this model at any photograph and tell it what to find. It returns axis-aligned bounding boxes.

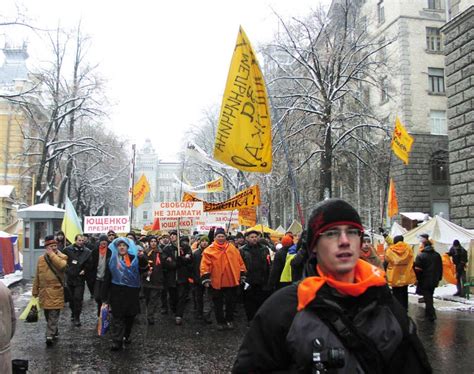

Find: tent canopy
[389,222,407,238]
[287,220,303,235]
[275,225,286,234]
[245,224,283,237]
[404,215,474,248]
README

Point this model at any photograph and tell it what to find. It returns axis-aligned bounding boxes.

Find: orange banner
[183,185,260,212]
[238,207,257,227]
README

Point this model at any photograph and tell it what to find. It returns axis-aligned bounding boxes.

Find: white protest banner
[199,211,239,226]
[84,216,130,234]
[153,201,203,218]
[153,217,195,230]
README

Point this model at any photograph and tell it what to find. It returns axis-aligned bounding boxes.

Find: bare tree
[265,1,392,200]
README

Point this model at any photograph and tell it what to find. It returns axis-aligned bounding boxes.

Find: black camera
[312,338,345,373]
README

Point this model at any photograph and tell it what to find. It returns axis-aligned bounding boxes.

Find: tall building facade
[0,44,33,206]
[356,0,450,218]
[442,2,473,228]
[133,139,181,228]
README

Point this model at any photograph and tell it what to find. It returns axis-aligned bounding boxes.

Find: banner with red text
[84,216,130,234]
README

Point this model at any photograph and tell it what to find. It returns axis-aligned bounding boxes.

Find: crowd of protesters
[24,198,470,372]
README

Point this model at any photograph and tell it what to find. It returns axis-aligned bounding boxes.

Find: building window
[430,110,447,135]
[428,68,445,93]
[380,76,389,102]
[143,211,148,220]
[427,0,443,10]
[377,1,385,24]
[426,27,442,51]
[430,151,448,183]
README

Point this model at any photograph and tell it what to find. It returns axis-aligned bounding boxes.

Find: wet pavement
[9,282,474,373]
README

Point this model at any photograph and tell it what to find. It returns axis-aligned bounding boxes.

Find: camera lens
[327,348,345,368]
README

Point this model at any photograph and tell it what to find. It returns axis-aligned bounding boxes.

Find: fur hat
[307,199,363,251]
[99,235,109,243]
[44,235,57,247]
[215,227,226,237]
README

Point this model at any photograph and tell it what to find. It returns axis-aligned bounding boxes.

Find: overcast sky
[2,0,327,159]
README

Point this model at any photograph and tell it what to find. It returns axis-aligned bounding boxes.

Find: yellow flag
[61,196,83,244]
[133,174,150,208]
[205,176,224,192]
[238,207,257,227]
[387,178,399,218]
[391,117,414,164]
[213,26,272,173]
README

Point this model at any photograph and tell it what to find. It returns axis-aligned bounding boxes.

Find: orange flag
[388,178,399,218]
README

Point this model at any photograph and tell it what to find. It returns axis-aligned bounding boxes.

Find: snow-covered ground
[0,270,23,288]
[409,284,474,312]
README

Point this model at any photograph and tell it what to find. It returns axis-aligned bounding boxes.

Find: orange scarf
[297,259,386,311]
[213,241,229,251]
[121,254,131,268]
[99,243,107,257]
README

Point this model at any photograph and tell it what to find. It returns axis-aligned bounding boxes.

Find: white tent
[275,225,286,234]
[404,215,474,254]
[389,222,407,238]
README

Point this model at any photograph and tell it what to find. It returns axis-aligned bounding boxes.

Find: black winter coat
[90,246,112,281]
[448,245,468,273]
[142,249,164,289]
[414,245,443,291]
[101,254,148,317]
[62,245,93,286]
[162,243,193,287]
[240,244,271,287]
[232,265,432,373]
[192,247,205,284]
[268,247,289,289]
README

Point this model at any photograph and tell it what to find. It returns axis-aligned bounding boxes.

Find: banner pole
[129,144,137,229]
[381,128,394,229]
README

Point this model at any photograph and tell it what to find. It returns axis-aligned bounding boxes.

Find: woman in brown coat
[32,235,68,346]
[0,281,15,374]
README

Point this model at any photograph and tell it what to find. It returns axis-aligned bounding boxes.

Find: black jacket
[240,243,272,287]
[268,246,289,289]
[192,247,205,284]
[233,276,431,373]
[142,248,164,289]
[448,245,468,272]
[414,244,443,291]
[162,243,193,287]
[90,246,112,281]
[62,245,93,286]
[101,253,148,317]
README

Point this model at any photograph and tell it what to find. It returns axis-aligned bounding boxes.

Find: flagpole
[380,135,394,229]
[129,144,137,229]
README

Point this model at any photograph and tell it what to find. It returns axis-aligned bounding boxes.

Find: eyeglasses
[319,228,363,240]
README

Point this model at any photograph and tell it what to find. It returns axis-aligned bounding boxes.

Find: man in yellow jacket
[384,235,416,310]
[32,235,68,346]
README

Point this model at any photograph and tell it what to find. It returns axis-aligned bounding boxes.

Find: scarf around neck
[99,244,107,257]
[213,241,229,251]
[297,259,386,311]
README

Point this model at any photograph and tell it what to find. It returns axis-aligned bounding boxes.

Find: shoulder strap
[44,255,65,286]
[316,307,384,374]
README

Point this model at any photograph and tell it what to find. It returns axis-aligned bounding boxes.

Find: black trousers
[243,285,270,322]
[211,286,237,325]
[175,284,189,318]
[68,283,85,319]
[421,288,436,320]
[392,286,409,311]
[456,270,467,296]
[143,287,162,322]
[93,280,106,316]
[110,314,135,344]
[194,284,212,318]
[161,286,169,311]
